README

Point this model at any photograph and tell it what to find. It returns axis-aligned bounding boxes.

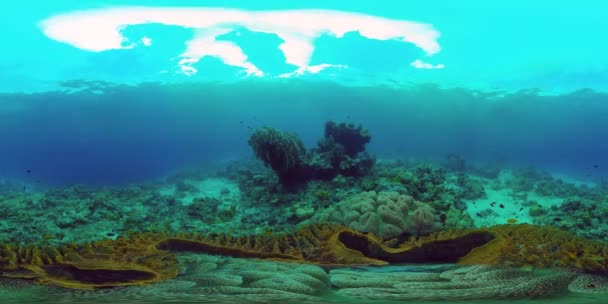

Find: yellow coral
[1,223,607,290]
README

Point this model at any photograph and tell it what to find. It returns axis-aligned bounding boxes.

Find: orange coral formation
[0,223,606,290]
[0,235,179,289]
[459,224,608,271]
[157,224,386,266]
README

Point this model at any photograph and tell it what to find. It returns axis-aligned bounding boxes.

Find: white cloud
[279,64,347,78]
[141,37,152,46]
[40,7,442,76]
[179,28,263,76]
[411,59,445,69]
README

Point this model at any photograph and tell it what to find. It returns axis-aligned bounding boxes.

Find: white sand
[462,170,585,227]
[158,177,241,206]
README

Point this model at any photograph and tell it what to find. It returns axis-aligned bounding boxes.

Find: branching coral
[247,121,376,187]
[323,121,371,157]
[311,121,374,178]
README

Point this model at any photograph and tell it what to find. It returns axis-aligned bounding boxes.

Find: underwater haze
[1,1,608,304]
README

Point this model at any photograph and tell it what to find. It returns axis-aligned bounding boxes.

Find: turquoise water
[1,1,608,303]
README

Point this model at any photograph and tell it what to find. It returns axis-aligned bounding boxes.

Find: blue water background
[1,82,606,186]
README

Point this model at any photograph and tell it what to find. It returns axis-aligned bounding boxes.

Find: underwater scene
[2,1,608,303]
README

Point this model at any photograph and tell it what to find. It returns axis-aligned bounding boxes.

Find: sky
[2,0,608,93]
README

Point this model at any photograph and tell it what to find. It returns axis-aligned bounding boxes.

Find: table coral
[323,121,370,157]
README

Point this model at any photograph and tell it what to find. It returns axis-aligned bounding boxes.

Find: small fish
[519,207,524,212]
[476,212,482,217]
[490,202,496,207]
[507,218,518,224]
[499,204,505,209]
[553,217,562,222]
[593,164,599,168]
[26,169,31,173]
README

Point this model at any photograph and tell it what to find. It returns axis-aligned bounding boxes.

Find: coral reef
[177,254,328,297]
[454,174,487,200]
[568,273,608,293]
[2,222,608,290]
[457,224,608,271]
[444,206,476,229]
[531,197,608,240]
[0,235,179,289]
[4,263,607,301]
[9,255,329,303]
[309,121,374,179]
[505,167,601,199]
[444,153,467,172]
[312,191,442,239]
[248,126,306,186]
[0,177,253,245]
[323,121,371,156]
[247,121,375,187]
[331,265,599,300]
[3,153,608,302]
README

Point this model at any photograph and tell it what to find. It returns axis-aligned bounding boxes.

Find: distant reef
[248,121,374,188]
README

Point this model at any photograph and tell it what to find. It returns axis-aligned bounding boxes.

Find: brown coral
[1,223,607,290]
[157,224,386,266]
[315,191,442,239]
[0,235,179,289]
[459,224,608,271]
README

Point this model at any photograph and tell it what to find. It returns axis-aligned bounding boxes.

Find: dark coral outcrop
[309,121,374,179]
[248,121,375,187]
[248,127,307,186]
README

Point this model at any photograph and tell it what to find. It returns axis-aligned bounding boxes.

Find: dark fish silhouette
[499,204,504,209]
[26,169,31,173]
